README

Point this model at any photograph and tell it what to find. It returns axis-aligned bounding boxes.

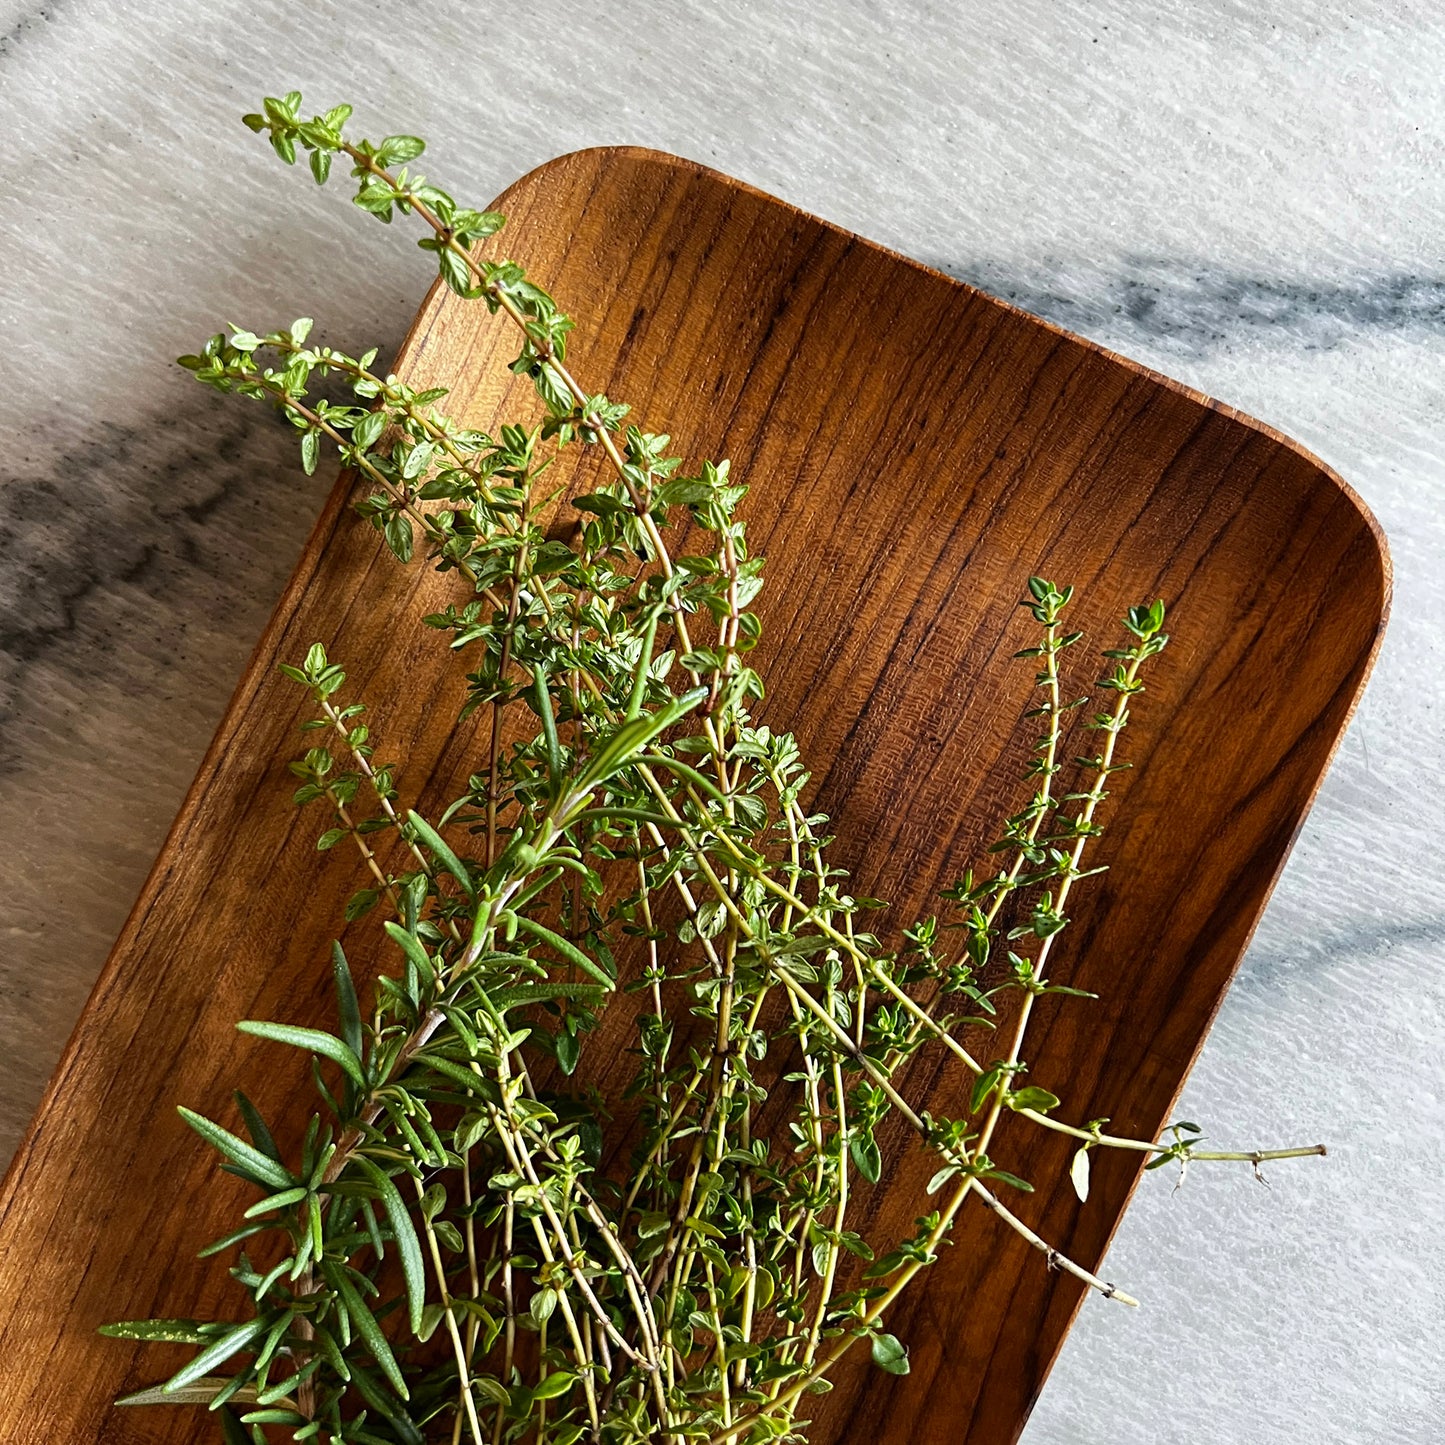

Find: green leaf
[417,1301,447,1343]
[1008,1086,1061,1114]
[352,1155,426,1334]
[870,1332,910,1376]
[984,1168,1034,1193]
[555,1027,580,1076]
[969,1066,1002,1116]
[925,1165,959,1195]
[352,410,385,450]
[345,886,381,922]
[197,1221,269,1258]
[321,1260,409,1399]
[490,982,607,1009]
[384,512,414,563]
[218,1406,252,1445]
[160,1315,271,1394]
[178,1108,294,1192]
[532,1371,573,1400]
[99,1318,211,1344]
[236,1021,366,1089]
[439,247,472,296]
[1070,1146,1091,1203]
[243,1186,308,1219]
[347,1363,424,1444]
[353,184,396,222]
[310,1321,351,1383]
[532,665,563,783]
[577,687,708,787]
[406,809,475,898]
[118,1378,261,1408]
[811,1238,831,1277]
[849,1134,881,1184]
[378,134,426,164]
[636,751,731,809]
[414,1052,488,1097]
[331,941,364,1061]
[384,921,436,985]
[232,1091,280,1162]
[510,914,614,990]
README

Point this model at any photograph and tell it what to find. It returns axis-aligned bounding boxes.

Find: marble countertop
[2,2,1440,1440]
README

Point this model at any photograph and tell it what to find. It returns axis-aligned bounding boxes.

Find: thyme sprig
[103,91,1324,1445]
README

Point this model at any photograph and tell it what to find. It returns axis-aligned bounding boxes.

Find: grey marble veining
[945,257,1445,356]
[3,2,1442,1441]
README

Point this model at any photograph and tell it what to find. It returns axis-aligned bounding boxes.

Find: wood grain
[0,148,1388,1444]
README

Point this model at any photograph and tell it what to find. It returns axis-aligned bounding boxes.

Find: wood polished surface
[0,149,1388,1443]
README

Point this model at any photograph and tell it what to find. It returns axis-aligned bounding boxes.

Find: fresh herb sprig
[103,92,1326,1445]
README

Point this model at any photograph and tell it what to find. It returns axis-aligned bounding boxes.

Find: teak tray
[0,149,1388,1444]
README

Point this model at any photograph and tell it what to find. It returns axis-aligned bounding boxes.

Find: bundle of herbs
[102,92,1324,1445]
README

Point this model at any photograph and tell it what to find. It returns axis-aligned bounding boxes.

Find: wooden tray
[0,149,1388,1444]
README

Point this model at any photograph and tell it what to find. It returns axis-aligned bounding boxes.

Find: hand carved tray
[0,149,1388,1444]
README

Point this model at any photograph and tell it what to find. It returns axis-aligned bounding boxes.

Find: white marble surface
[2,1,1442,1440]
